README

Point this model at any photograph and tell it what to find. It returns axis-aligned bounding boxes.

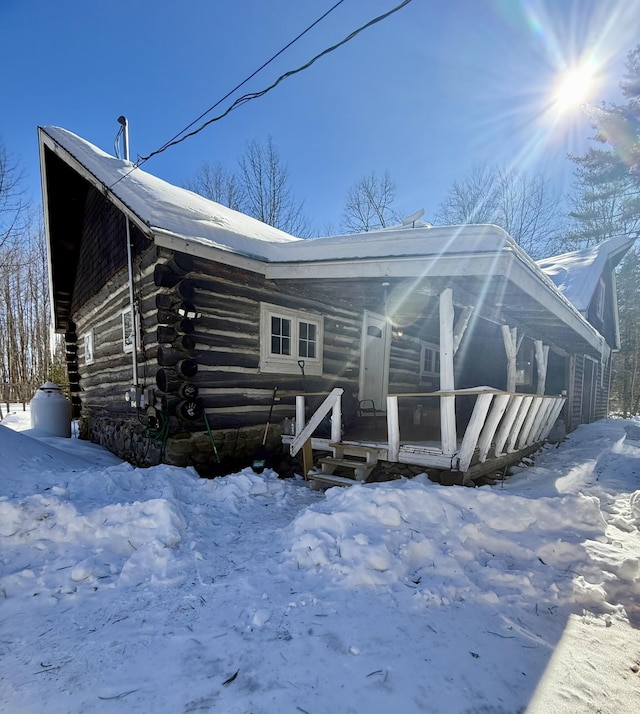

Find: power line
[110,0,412,188]
[148,0,348,163]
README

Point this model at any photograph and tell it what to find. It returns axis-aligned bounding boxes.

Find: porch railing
[289,388,344,457]
[386,389,565,471]
[288,387,564,476]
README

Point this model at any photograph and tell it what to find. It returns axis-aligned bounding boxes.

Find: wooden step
[328,443,382,462]
[307,472,364,489]
[320,457,376,469]
[318,456,376,483]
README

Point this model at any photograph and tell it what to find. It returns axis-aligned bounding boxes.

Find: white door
[359,311,391,410]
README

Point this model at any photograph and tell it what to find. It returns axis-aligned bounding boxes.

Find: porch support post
[453,305,473,355]
[501,325,520,392]
[440,288,457,454]
[295,396,305,436]
[386,395,400,462]
[534,340,549,395]
[331,395,342,444]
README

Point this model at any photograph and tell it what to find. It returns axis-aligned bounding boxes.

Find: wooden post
[457,393,494,472]
[386,395,400,462]
[476,393,511,462]
[501,325,518,392]
[331,395,342,444]
[453,305,473,355]
[506,396,533,452]
[302,439,314,477]
[440,288,457,454]
[534,340,549,395]
[493,396,523,456]
[295,396,305,436]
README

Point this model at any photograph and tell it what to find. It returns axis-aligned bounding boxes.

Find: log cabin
[38,126,634,485]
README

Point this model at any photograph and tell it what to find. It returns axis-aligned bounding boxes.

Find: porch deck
[283,387,565,485]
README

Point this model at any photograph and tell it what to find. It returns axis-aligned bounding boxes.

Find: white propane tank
[30,382,71,438]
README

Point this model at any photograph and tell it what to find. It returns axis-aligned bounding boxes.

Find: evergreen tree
[566,45,640,415]
[566,45,640,246]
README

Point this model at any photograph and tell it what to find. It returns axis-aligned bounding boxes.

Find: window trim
[419,340,440,386]
[83,330,94,366]
[260,303,323,375]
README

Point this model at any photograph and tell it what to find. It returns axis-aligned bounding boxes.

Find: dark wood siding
[149,257,364,429]
[72,186,148,314]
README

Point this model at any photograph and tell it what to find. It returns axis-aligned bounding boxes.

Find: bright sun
[552,62,597,113]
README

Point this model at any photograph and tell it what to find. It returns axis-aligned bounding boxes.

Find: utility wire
[148,0,347,162]
[110,0,412,188]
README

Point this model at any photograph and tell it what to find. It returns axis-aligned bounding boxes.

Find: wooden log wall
[148,256,366,430]
[72,243,159,408]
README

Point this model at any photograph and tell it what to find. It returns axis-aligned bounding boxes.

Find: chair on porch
[357,399,380,428]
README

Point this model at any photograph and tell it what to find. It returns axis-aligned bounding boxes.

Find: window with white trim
[260,303,323,375]
[419,341,440,387]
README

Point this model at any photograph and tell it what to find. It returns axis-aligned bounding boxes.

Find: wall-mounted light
[381,281,390,306]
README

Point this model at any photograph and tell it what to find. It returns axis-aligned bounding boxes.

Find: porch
[282,386,565,487]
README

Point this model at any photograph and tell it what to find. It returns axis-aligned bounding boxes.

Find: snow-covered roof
[40,127,301,259]
[537,235,636,312]
[39,127,616,357]
[40,127,521,264]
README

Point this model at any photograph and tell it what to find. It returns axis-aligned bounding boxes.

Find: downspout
[118,116,140,397]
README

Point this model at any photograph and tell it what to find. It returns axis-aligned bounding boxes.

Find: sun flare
[552,61,598,113]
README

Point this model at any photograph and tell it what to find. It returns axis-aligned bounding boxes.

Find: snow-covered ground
[1,407,639,713]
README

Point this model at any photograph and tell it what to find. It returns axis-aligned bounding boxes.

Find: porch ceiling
[278,271,604,358]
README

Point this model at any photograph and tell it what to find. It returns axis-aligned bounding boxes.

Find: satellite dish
[401,209,425,227]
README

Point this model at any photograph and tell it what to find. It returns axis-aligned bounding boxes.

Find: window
[83,330,94,365]
[260,303,323,375]
[419,341,440,387]
[516,341,534,386]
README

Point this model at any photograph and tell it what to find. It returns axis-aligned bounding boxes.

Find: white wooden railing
[289,388,344,457]
[386,389,565,471]
[287,387,564,476]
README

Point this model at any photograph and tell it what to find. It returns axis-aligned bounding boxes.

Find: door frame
[358,310,391,409]
[581,355,598,424]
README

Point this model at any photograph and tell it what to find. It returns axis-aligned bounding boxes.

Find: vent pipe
[117,115,130,161]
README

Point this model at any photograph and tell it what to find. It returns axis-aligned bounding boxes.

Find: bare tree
[237,137,310,236]
[341,171,400,233]
[0,144,54,402]
[435,164,565,258]
[434,164,498,226]
[0,141,27,253]
[184,161,245,211]
[186,137,310,236]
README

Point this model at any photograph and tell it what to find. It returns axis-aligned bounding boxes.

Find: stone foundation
[81,407,285,472]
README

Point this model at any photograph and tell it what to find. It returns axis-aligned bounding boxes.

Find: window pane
[299,321,316,359]
[270,316,291,355]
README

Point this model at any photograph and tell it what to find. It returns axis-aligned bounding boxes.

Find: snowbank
[1,413,639,713]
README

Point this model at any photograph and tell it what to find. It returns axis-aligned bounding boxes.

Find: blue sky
[2,0,640,234]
